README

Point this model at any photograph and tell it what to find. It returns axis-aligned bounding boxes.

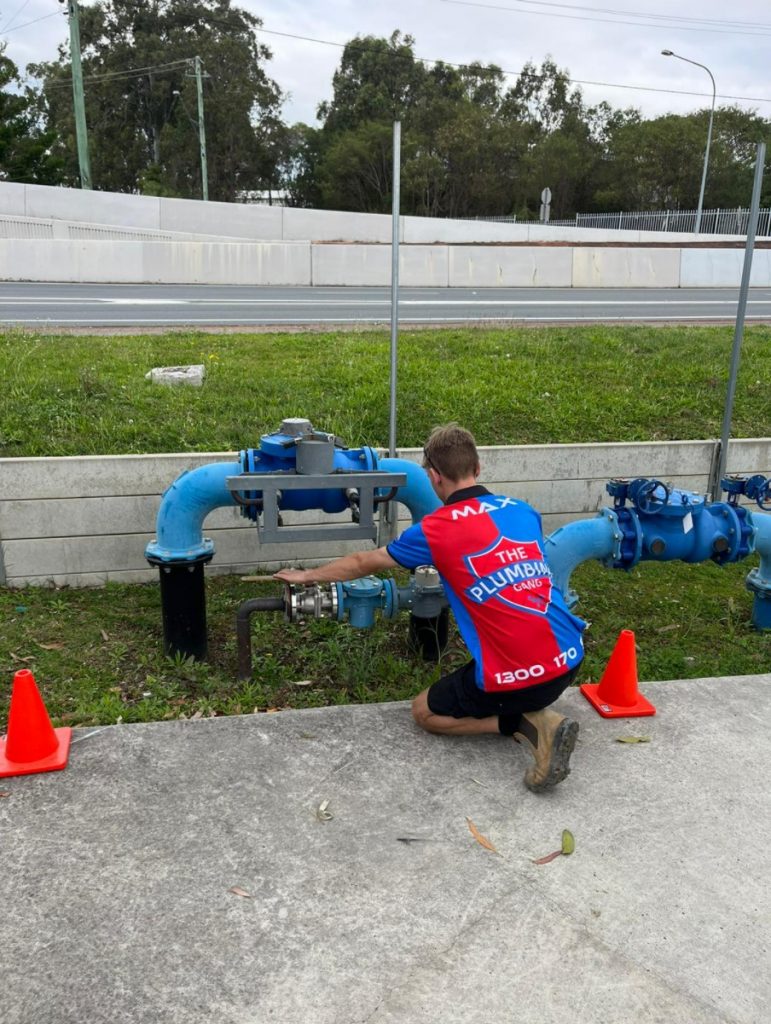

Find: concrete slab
[2,674,770,1024]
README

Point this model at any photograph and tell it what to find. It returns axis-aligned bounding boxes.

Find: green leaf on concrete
[561,830,575,855]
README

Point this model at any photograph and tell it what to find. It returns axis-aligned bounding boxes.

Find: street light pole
[662,49,716,235]
[60,0,92,189]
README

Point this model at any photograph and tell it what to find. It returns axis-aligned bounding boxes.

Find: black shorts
[427,660,580,721]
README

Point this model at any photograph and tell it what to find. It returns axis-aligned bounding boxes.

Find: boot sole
[525,719,579,792]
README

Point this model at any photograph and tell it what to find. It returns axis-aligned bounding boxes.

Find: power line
[442,0,771,31]
[253,25,771,106]
[0,8,61,37]
[439,0,771,38]
[33,57,195,89]
[0,0,34,35]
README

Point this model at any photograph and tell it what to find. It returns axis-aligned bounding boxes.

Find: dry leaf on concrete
[466,817,500,855]
[0,791,10,798]
[533,849,563,865]
[316,799,333,822]
[615,736,651,744]
[228,886,253,899]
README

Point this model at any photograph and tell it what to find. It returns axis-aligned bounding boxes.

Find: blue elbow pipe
[145,461,241,563]
[378,457,441,524]
[747,511,771,629]
[544,509,620,608]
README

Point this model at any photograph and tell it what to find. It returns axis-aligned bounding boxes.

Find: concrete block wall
[1,439,768,588]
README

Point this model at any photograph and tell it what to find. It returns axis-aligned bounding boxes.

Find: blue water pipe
[378,457,441,523]
[544,476,771,630]
[145,451,437,566]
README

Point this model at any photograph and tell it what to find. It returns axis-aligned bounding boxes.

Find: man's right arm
[274,547,398,586]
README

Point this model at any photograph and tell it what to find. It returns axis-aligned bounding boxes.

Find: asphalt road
[2,282,771,327]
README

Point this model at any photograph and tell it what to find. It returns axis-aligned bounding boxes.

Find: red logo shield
[466,536,552,614]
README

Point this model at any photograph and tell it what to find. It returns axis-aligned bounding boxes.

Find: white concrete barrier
[403,217,531,244]
[158,196,283,239]
[5,236,771,288]
[2,439,768,588]
[312,244,450,287]
[0,239,312,285]
[572,247,682,288]
[284,207,394,243]
[0,182,751,246]
[680,248,771,287]
[448,246,572,287]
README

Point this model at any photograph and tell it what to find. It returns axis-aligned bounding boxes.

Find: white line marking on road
[2,298,771,307]
[2,315,766,325]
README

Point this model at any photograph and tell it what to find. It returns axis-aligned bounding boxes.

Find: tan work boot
[514,709,579,792]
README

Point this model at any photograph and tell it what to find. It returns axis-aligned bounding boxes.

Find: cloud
[4,0,770,123]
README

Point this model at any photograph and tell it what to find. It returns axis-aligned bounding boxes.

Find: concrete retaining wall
[0,182,746,245]
[1,438,768,588]
[0,239,312,286]
[5,239,768,287]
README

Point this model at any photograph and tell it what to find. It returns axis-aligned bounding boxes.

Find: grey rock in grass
[145,364,206,387]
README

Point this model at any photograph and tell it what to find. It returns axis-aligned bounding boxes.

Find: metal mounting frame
[225,471,407,544]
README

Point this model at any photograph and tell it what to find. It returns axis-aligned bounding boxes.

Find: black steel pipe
[408,607,450,662]
[154,557,212,661]
[236,597,286,680]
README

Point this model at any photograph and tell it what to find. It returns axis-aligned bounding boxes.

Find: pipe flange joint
[602,507,641,569]
[382,577,399,619]
[735,505,754,562]
[746,566,771,598]
[145,539,215,565]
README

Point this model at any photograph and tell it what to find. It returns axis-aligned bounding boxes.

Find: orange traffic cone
[0,669,71,778]
[580,629,656,718]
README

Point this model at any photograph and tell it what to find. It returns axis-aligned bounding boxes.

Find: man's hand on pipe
[273,568,311,585]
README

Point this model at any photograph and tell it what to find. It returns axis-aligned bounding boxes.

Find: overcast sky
[2,0,771,125]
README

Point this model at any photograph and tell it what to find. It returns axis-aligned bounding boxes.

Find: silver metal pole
[695,69,716,234]
[388,121,401,458]
[712,141,765,500]
[661,51,715,235]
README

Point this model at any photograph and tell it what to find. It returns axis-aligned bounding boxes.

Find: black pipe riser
[408,608,450,663]
[148,555,213,662]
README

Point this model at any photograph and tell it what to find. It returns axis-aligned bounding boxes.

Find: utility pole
[61,0,92,189]
[192,56,209,202]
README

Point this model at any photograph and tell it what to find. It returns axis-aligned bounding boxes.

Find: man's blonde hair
[422,423,479,482]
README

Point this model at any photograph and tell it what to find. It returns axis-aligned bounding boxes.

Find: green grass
[1,324,770,457]
[1,323,769,728]
[1,560,768,730]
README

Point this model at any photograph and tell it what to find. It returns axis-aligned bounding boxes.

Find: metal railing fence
[479,207,771,235]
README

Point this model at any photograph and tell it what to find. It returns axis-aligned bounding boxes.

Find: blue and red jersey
[387,485,585,693]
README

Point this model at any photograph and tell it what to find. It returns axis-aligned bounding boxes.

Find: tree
[0,48,62,183]
[596,107,771,211]
[28,0,285,199]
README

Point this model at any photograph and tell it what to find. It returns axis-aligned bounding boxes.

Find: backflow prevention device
[145,419,446,662]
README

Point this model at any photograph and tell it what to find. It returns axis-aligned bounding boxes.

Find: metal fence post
[712,142,766,500]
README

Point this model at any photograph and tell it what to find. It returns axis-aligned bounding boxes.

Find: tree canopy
[28,0,286,200]
[0,48,61,184]
[6,21,771,216]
